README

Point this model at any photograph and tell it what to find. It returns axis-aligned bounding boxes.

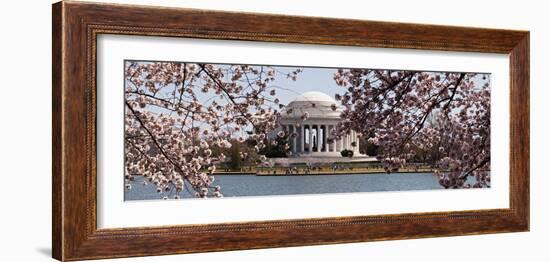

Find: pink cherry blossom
[332,70,490,188]
[124,61,301,198]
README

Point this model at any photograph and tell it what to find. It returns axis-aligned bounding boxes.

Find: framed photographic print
[52,1,529,261]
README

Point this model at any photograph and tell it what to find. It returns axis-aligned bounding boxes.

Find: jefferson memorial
[279,91,363,158]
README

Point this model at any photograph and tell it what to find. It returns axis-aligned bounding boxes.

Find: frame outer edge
[52,2,64,261]
[510,33,530,229]
[52,1,531,260]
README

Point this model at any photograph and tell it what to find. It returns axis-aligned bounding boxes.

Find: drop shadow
[36,247,51,258]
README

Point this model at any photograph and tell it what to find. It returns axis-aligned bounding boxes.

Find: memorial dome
[282,91,342,119]
[292,91,336,104]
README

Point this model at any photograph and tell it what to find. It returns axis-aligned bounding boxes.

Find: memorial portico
[279,91,362,157]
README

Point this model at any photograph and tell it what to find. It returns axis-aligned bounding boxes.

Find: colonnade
[284,124,358,155]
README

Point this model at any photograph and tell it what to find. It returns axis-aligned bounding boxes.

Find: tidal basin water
[125,172,479,201]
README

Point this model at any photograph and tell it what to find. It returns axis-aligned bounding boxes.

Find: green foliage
[228,141,243,170]
[359,130,379,156]
[211,139,260,171]
[365,141,379,156]
[340,149,354,158]
[260,134,290,158]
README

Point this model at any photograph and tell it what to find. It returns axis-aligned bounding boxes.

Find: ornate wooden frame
[52,1,530,261]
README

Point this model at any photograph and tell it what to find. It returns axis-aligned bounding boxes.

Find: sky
[126,61,490,138]
[261,66,344,105]
[127,61,490,109]
[190,63,489,107]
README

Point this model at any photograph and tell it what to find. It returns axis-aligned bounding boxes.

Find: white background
[0,0,546,261]
[98,35,509,228]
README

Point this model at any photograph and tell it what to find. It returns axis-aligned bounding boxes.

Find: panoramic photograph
[123,60,491,200]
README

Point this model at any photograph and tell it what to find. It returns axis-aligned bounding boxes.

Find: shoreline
[255,169,435,176]
[130,170,490,176]
[214,169,490,176]
[214,169,437,176]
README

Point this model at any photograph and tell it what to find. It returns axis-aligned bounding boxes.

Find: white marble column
[323,125,329,152]
[315,126,319,152]
[353,131,359,153]
[298,125,304,153]
[340,136,344,151]
[317,125,323,152]
[332,137,336,152]
[291,125,296,153]
[356,131,360,154]
[302,125,307,153]
[343,134,347,150]
[327,125,334,152]
[309,125,314,154]
[294,125,302,153]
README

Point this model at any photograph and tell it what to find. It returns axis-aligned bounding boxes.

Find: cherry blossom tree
[331,69,491,188]
[124,61,301,199]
